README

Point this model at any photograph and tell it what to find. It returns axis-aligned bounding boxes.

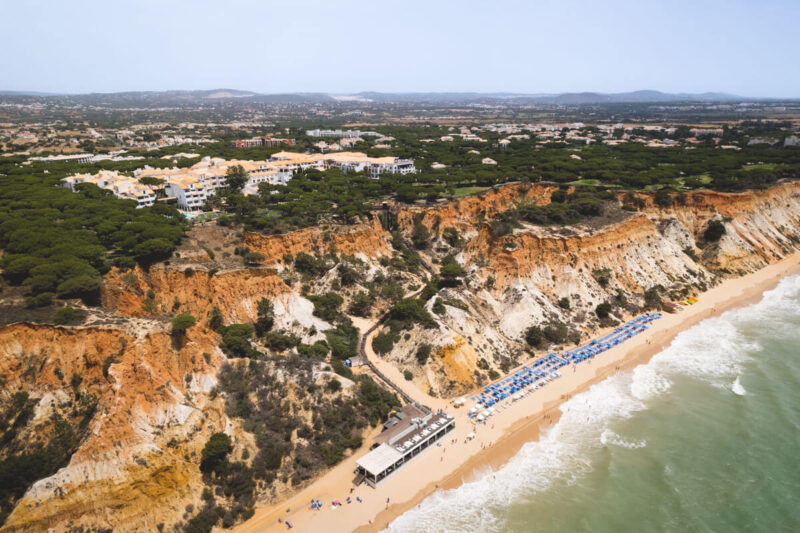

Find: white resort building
[62,152,415,211]
[61,170,156,208]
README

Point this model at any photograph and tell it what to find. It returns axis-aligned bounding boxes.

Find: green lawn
[452,186,490,197]
[568,179,622,188]
[742,163,781,172]
[567,178,601,186]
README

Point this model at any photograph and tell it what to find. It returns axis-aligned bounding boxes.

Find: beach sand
[234,254,800,533]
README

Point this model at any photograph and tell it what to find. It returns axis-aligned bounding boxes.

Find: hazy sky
[2,0,799,96]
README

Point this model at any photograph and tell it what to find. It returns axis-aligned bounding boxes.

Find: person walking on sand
[386,497,390,509]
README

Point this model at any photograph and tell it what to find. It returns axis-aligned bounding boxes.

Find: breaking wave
[384,276,800,533]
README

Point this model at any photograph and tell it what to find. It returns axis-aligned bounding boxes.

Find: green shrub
[525,325,545,347]
[171,313,196,334]
[296,341,329,359]
[347,290,374,317]
[592,268,612,288]
[372,331,396,355]
[54,306,85,325]
[244,251,265,265]
[543,322,569,344]
[208,306,224,331]
[411,222,431,249]
[309,292,344,323]
[261,331,300,351]
[416,343,432,365]
[25,292,54,308]
[200,432,232,474]
[595,302,612,319]
[218,323,257,358]
[389,298,436,328]
[325,323,360,360]
[703,219,726,242]
[254,298,274,336]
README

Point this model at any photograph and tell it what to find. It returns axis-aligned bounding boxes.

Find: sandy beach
[234,254,800,533]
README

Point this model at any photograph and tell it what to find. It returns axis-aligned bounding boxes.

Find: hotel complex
[61,151,415,211]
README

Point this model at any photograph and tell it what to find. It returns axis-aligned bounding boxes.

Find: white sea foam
[600,429,647,449]
[384,276,800,533]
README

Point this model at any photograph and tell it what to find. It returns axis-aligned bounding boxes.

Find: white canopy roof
[357,444,404,476]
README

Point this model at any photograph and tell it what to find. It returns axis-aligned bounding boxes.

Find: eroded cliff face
[0,324,234,533]
[395,183,555,234]
[382,182,800,397]
[101,265,334,336]
[3,181,800,531]
[243,215,392,265]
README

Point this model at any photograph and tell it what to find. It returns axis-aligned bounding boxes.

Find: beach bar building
[355,405,455,487]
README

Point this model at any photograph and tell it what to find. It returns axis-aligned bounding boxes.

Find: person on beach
[386,497,390,509]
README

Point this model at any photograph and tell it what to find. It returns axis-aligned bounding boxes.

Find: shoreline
[235,254,800,533]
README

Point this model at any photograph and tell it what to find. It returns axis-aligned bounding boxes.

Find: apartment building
[231,135,296,148]
[63,151,415,212]
[305,129,382,138]
[164,177,207,210]
[61,170,156,208]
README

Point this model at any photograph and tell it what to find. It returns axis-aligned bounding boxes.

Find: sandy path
[235,254,800,533]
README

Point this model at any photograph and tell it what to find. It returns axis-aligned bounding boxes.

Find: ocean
[385,276,800,533]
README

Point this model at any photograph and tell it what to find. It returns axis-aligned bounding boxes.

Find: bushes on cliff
[54,306,86,326]
[190,431,255,533]
[388,298,436,329]
[703,219,726,243]
[595,302,613,319]
[411,222,431,249]
[372,331,398,355]
[297,340,330,359]
[213,358,398,517]
[644,286,664,309]
[526,322,570,347]
[325,323,360,360]
[347,290,375,317]
[439,256,467,287]
[200,432,232,474]
[0,417,80,526]
[525,325,546,347]
[261,332,300,352]
[592,268,612,288]
[416,343,432,364]
[309,292,344,323]
[254,298,274,336]
[208,306,224,331]
[217,324,259,358]
[171,313,196,334]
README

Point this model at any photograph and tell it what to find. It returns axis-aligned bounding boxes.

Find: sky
[2,0,799,97]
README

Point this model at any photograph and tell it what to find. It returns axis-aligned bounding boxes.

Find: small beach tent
[477,414,485,422]
[467,432,476,440]
[470,406,479,413]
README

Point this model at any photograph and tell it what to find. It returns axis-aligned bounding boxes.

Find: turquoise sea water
[386,276,800,533]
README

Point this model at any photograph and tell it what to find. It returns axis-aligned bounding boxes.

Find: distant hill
[0,90,61,96]
[355,90,742,104]
[0,88,758,106]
